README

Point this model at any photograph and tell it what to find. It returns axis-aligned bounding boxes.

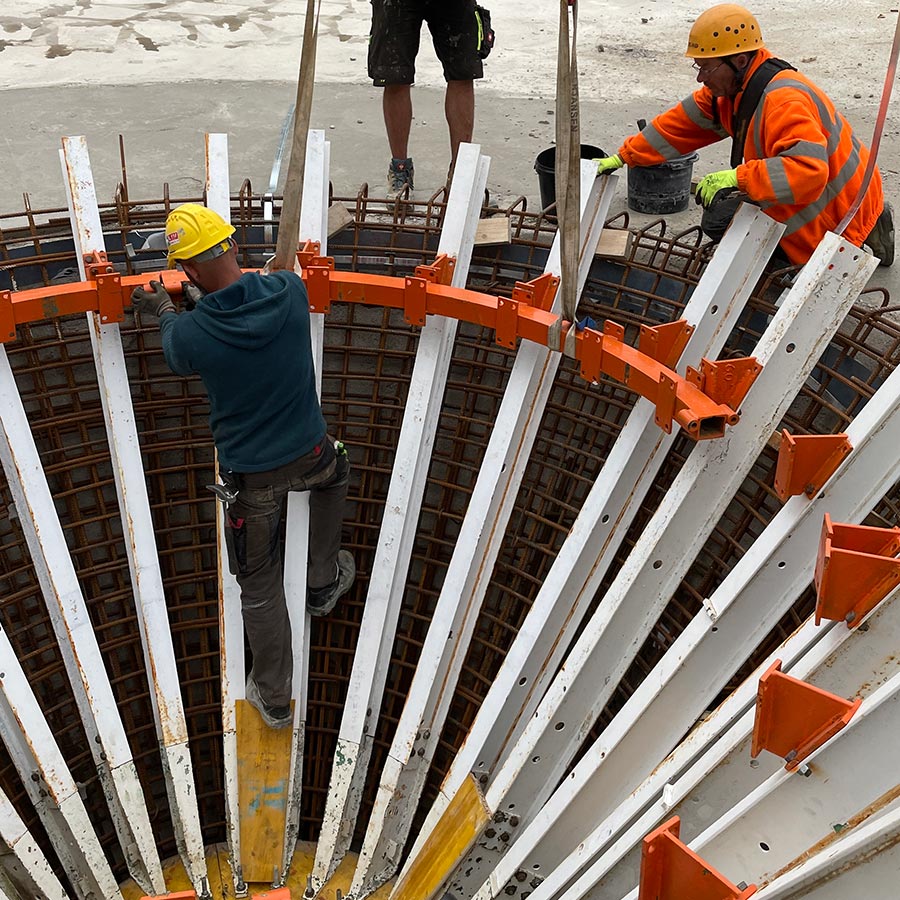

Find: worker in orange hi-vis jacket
[594,3,894,267]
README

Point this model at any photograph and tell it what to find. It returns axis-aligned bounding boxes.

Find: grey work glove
[181,283,205,311]
[131,280,176,318]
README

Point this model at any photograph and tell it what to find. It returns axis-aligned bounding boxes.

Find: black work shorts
[368,0,484,86]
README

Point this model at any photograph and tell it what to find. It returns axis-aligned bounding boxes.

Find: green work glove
[594,154,624,175]
[131,280,176,318]
[697,169,739,207]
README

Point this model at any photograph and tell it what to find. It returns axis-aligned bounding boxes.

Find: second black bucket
[627,152,699,215]
[534,144,605,212]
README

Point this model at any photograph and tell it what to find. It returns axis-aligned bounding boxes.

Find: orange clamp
[0,291,15,342]
[751,659,861,770]
[296,239,322,268]
[511,272,559,312]
[686,357,761,411]
[814,513,900,627]
[639,319,693,369]
[251,889,291,899]
[639,816,756,900]
[415,253,455,285]
[773,431,852,501]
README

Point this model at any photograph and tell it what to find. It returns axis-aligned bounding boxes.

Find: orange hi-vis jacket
[618,48,883,264]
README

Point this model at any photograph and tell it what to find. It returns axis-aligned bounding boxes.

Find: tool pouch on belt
[475,5,495,59]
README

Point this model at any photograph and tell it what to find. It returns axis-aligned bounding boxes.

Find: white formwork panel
[353,163,621,900]
[752,803,900,900]
[60,135,209,896]
[536,583,900,900]
[444,235,876,900]
[638,667,900,898]
[401,204,784,882]
[280,128,331,884]
[0,784,68,900]
[205,132,248,895]
[0,628,121,900]
[556,364,900,900]
[311,142,490,892]
[0,345,165,896]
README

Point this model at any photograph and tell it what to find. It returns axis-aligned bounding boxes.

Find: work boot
[307,549,356,617]
[865,201,894,267]
[246,675,291,729]
[388,157,414,197]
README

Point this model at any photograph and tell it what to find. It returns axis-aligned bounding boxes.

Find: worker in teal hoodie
[131,203,355,729]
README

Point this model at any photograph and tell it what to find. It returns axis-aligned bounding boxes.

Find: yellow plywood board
[391,773,491,900]
[596,227,633,259]
[237,699,295,884]
[474,217,511,246]
[121,842,396,899]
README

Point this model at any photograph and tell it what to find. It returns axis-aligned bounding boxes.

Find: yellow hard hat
[165,203,236,268]
[685,4,764,58]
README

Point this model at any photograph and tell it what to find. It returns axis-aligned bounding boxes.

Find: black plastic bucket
[627,152,699,214]
[534,144,605,211]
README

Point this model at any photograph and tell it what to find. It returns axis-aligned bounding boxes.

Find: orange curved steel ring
[0,250,759,440]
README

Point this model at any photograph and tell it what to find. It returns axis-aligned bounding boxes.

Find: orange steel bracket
[251,889,291,899]
[773,431,852,501]
[495,296,520,349]
[404,275,428,327]
[296,239,322,268]
[655,372,679,434]
[511,272,559,312]
[0,291,15,341]
[85,251,126,324]
[687,357,761,412]
[415,253,456,286]
[639,816,757,900]
[639,319,694,369]
[305,259,336,314]
[814,513,900,627]
[751,659,862,770]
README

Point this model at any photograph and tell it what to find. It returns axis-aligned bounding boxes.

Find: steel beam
[0,783,68,900]
[418,235,876,900]
[311,142,490,893]
[528,350,900,900]
[280,128,331,884]
[402,206,783,883]
[0,627,121,900]
[752,803,900,899]
[0,344,165,895]
[353,163,621,900]
[60,134,209,896]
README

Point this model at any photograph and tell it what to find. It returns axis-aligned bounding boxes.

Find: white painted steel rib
[752,803,900,899]
[0,345,165,895]
[0,627,121,899]
[538,358,900,900]
[353,162,620,900]
[439,234,877,900]
[60,135,209,895]
[206,132,248,895]
[624,667,900,899]
[280,128,331,884]
[311,141,490,892]
[535,584,900,900]
[0,783,68,900]
[400,204,784,884]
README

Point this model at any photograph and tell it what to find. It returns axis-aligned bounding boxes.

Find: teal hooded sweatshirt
[159,270,326,473]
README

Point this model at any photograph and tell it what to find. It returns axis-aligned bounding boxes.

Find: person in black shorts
[368,0,485,196]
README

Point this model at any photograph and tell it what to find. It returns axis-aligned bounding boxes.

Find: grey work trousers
[223,436,349,707]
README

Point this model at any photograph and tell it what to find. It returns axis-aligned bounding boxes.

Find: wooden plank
[596,227,633,259]
[327,203,355,237]
[390,774,490,900]
[237,700,295,884]
[474,216,511,246]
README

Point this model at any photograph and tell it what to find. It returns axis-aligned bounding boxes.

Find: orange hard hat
[685,4,764,58]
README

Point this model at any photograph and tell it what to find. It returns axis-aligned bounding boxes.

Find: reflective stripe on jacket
[618,48,883,264]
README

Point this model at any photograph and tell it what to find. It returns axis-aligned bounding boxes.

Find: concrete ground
[2,0,898,294]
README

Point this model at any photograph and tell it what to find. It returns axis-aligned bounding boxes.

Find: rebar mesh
[0,187,897,884]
